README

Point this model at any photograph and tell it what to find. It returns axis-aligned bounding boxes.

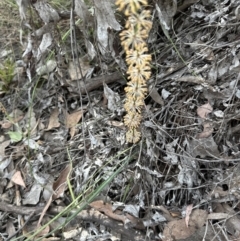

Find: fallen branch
[71,71,124,94]
[0,201,43,216]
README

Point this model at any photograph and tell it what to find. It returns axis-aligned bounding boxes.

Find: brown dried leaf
[69,127,77,139]
[47,108,60,130]
[197,102,213,119]
[185,204,193,227]
[197,122,213,139]
[9,109,24,123]
[162,209,207,241]
[11,171,26,188]
[36,224,50,237]
[27,216,51,236]
[37,195,52,227]
[190,209,208,228]
[0,120,12,129]
[149,87,164,105]
[125,213,144,229]
[6,220,16,237]
[38,165,71,227]
[163,219,196,241]
[65,111,83,129]
[68,57,91,81]
[90,200,127,224]
[52,164,72,200]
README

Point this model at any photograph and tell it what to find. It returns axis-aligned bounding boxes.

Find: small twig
[71,72,124,94]
[0,201,43,215]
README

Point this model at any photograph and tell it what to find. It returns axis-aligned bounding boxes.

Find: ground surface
[0,0,240,240]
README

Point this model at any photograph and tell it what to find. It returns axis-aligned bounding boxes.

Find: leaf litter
[0,0,240,240]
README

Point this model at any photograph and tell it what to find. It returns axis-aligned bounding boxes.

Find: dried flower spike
[116,0,152,143]
[116,0,148,15]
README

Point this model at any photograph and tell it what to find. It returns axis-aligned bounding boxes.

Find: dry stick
[73,71,124,94]
[0,201,43,215]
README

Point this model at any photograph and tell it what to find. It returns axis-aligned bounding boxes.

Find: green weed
[0,58,15,93]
